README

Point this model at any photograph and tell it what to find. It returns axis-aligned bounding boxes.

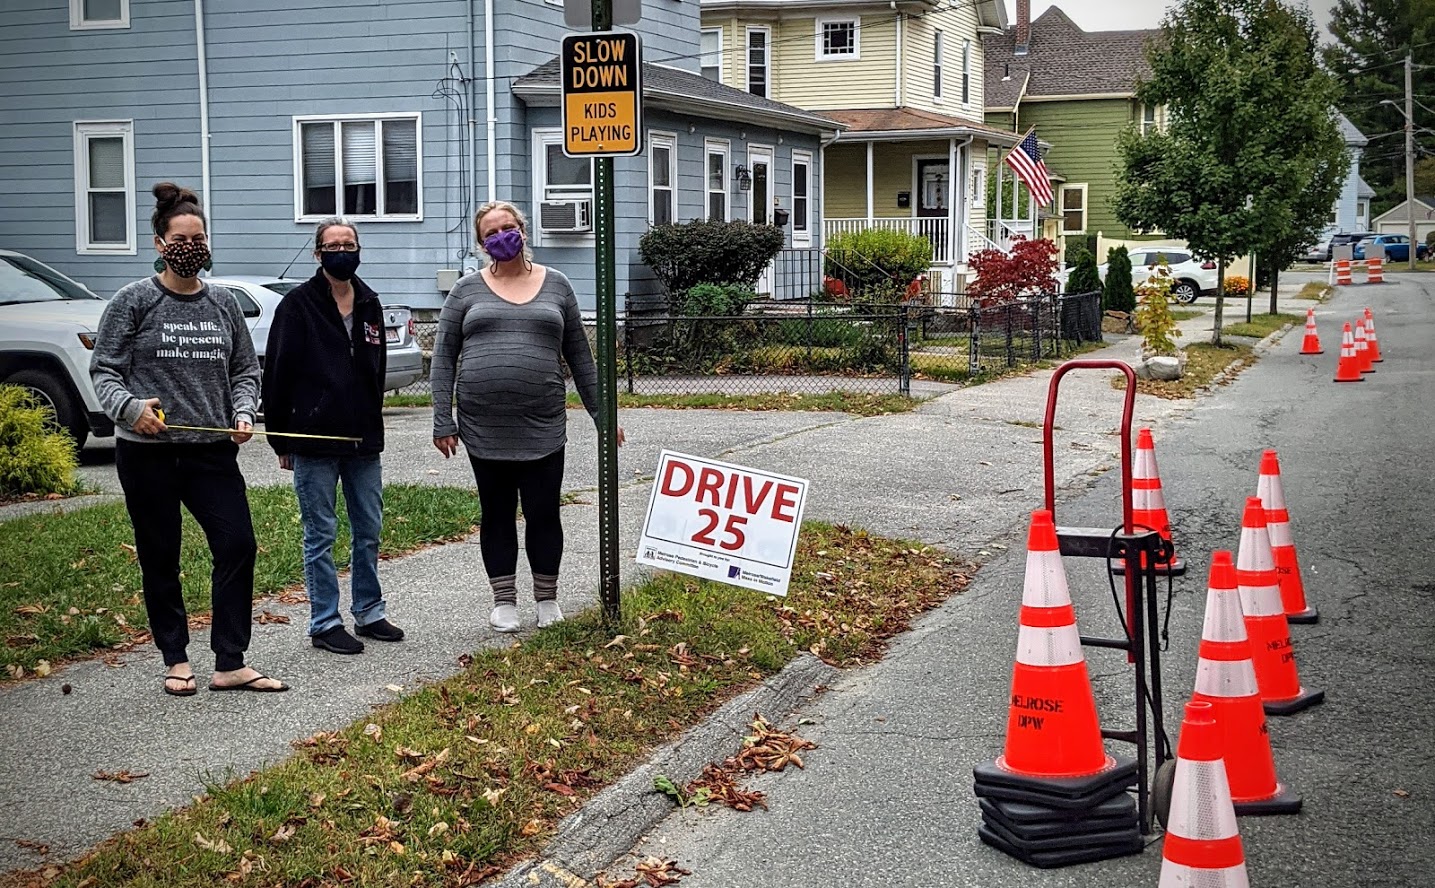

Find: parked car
[1300,237,1332,263]
[204,276,426,395]
[1352,233,1430,263]
[1098,246,1219,304]
[0,249,112,447]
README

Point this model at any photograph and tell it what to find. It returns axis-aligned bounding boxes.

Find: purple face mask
[483,229,525,263]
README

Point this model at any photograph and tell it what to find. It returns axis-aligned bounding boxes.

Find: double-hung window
[533,129,594,239]
[791,151,813,246]
[1060,184,1088,235]
[816,18,859,61]
[73,121,136,254]
[71,0,128,30]
[649,132,677,226]
[747,28,770,97]
[295,114,422,221]
[962,39,972,104]
[701,28,723,81]
[933,31,944,99]
[706,139,730,222]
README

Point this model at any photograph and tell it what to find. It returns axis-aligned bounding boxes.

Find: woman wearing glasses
[262,217,404,655]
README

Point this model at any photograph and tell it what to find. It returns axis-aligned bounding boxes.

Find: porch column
[865,141,875,226]
[995,152,1004,243]
[947,138,959,266]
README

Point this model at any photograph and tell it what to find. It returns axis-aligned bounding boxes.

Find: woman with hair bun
[90,182,286,695]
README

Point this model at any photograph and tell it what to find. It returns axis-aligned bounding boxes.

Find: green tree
[1103,246,1136,313]
[1066,245,1103,295]
[1322,0,1435,215]
[1115,0,1342,344]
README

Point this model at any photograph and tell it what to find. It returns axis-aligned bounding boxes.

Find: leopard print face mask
[159,240,211,279]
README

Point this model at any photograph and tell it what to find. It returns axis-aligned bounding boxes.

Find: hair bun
[152,181,200,210]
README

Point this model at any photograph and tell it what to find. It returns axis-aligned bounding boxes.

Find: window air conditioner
[540,199,593,233]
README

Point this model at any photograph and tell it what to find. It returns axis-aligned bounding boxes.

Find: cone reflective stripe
[1194,551,1301,814]
[998,510,1111,779]
[1334,323,1364,382]
[1159,701,1249,888]
[1237,498,1324,716]
[1257,450,1317,624]
[1299,308,1324,355]
[1364,308,1383,362]
[1367,256,1384,284]
[1132,428,1177,569]
[1353,321,1374,373]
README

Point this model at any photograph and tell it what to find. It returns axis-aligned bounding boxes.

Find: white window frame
[648,131,678,227]
[291,112,424,223]
[971,163,985,207]
[747,26,771,97]
[70,0,129,30]
[815,17,860,61]
[701,27,724,82]
[962,39,972,105]
[73,120,136,255]
[933,30,944,101]
[791,150,813,246]
[1140,103,1165,135]
[705,138,730,222]
[531,128,595,245]
[1060,183,1088,235]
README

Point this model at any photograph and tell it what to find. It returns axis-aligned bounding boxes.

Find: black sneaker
[311,625,364,654]
[355,618,405,642]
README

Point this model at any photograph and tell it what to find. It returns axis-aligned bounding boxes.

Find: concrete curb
[1253,322,1296,355]
[0,492,121,524]
[495,653,838,888]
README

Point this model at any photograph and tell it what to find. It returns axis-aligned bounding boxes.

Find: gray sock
[533,573,559,602]
[490,574,517,606]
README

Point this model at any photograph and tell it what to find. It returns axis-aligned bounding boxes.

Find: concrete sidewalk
[0,301,1241,874]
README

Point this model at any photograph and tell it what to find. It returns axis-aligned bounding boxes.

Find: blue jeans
[292,454,385,636]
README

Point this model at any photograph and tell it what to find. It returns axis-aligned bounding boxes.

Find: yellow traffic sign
[561,32,642,157]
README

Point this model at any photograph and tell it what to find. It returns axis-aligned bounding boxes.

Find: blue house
[0,0,840,310]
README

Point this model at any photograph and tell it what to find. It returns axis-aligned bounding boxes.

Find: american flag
[1004,129,1053,209]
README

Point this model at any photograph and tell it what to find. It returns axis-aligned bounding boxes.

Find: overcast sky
[1003,1,1336,38]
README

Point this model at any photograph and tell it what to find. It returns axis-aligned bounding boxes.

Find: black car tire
[5,368,88,449]
[1172,280,1200,304]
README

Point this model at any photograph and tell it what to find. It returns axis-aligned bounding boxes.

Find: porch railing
[824,217,950,264]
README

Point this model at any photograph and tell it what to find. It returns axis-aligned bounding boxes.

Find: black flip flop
[163,674,197,697]
[208,674,289,693]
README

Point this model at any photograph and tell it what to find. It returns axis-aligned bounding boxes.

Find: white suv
[1099,246,1220,304]
[0,249,112,447]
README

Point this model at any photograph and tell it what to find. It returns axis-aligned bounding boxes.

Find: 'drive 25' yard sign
[561,32,642,157]
[637,451,811,597]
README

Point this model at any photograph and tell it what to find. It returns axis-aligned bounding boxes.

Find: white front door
[749,145,774,295]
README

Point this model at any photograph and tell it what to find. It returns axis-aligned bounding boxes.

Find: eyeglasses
[319,242,360,253]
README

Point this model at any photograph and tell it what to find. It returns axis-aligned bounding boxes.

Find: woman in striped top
[430,201,623,632]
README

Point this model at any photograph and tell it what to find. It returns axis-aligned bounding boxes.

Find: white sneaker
[489,604,520,633]
[536,600,564,628]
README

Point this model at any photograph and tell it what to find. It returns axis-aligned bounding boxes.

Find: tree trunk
[1269,264,1279,315]
[1212,259,1226,346]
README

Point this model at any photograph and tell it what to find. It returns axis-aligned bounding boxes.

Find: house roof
[512,59,843,134]
[1371,196,1435,224]
[982,7,1156,110]
[1358,177,1376,199]
[824,107,1022,145]
[1337,112,1369,148]
[699,0,1006,29]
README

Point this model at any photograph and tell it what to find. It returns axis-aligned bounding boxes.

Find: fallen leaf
[14,604,47,616]
[428,821,450,837]
[400,747,450,782]
[385,684,404,693]
[34,660,52,677]
[482,787,505,806]
[15,839,50,855]
[92,770,149,784]
[389,840,405,855]
[393,746,424,762]
[308,792,326,808]
[255,611,290,625]
[363,723,384,745]
[193,832,233,854]
[634,857,691,887]
[269,824,296,844]
[1395,789,1411,798]
[520,818,544,836]
[544,781,576,797]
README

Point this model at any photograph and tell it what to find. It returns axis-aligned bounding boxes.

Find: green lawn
[1222,312,1302,340]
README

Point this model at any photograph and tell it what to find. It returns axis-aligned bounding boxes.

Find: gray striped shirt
[430,268,598,461]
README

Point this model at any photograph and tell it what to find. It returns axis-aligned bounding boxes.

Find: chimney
[1015,0,1031,55]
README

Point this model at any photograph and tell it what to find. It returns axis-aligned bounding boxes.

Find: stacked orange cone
[1334,258,1352,286]
[1257,450,1318,624]
[1364,308,1383,363]
[1192,551,1301,814]
[1298,309,1323,355]
[1333,323,1364,383]
[1158,701,1251,888]
[1132,428,1180,572]
[1367,255,1385,284]
[1353,321,1375,373]
[1236,498,1324,716]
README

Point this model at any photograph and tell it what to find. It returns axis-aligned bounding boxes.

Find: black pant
[468,447,565,578]
[115,440,257,672]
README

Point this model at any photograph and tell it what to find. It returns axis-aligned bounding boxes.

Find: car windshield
[262,281,300,296]
[0,254,99,306]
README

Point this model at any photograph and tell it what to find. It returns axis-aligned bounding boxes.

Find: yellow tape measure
[154,409,363,443]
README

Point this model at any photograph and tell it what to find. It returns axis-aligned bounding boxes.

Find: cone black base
[1286,607,1319,625]
[973,756,1137,810]
[1263,685,1325,716]
[978,822,1143,869]
[1233,781,1302,816]
[974,758,1141,869]
[979,796,1135,839]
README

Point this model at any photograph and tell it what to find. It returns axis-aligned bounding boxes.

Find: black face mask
[319,249,362,281]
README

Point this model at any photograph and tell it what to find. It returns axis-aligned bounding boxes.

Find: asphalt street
[605,275,1435,887]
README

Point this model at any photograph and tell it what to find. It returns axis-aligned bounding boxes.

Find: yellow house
[699,0,1020,293]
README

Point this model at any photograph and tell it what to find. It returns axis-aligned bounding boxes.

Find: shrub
[967,237,1060,305]
[1103,246,1137,313]
[679,283,756,317]
[638,221,785,298]
[1065,245,1103,295]
[824,228,932,302]
[1134,264,1183,357]
[0,384,79,499]
[1223,275,1251,297]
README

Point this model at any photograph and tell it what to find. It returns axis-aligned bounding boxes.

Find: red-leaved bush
[966,237,1059,306]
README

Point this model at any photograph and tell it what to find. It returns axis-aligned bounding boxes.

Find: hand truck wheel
[1152,758,1178,831]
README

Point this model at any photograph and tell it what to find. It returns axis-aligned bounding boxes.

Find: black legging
[468,447,565,578]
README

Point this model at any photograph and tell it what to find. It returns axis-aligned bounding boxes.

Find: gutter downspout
[892,3,902,107]
[483,0,497,204]
[950,134,974,280]
[194,0,212,239]
[818,129,840,248]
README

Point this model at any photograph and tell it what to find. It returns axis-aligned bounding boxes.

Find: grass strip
[1113,342,1257,399]
[1295,282,1334,302]
[1221,312,1301,340]
[0,485,478,676]
[8,524,971,888]
[388,391,919,416]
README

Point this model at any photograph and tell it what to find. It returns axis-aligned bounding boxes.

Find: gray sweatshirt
[90,276,260,444]
[430,268,599,461]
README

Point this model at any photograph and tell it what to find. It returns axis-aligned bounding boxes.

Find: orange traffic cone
[1334,258,1352,286]
[1158,701,1250,888]
[1333,323,1364,383]
[1364,308,1383,363]
[1193,551,1301,815]
[1298,309,1323,355]
[1367,256,1385,284]
[1257,450,1317,624]
[1236,498,1324,716]
[1353,320,1375,373]
[998,509,1110,779]
[1112,429,1184,577]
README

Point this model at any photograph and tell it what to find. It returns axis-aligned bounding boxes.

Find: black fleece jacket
[261,270,386,457]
